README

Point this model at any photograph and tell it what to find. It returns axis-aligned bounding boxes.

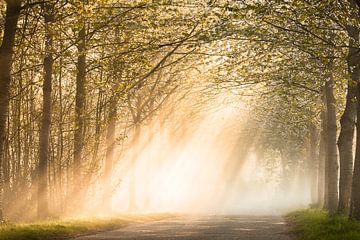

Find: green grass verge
[0,214,173,240]
[287,209,360,240]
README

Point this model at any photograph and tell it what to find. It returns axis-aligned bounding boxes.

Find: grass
[286,209,360,240]
[0,214,173,240]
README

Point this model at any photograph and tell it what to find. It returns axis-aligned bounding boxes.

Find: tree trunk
[324,61,339,214]
[322,92,330,209]
[349,0,360,221]
[308,123,319,205]
[338,27,358,214]
[0,1,21,221]
[73,24,86,201]
[37,2,54,219]
[318,110,326,208]
[102,96,117,211]
[351,85,360,219]
[57,36,64,212]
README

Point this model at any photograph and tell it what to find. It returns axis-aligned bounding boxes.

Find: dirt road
[75,215,294,240]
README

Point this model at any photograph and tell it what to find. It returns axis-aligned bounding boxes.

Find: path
[76,215,294,240]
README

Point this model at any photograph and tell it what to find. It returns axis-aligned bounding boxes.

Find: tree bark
[338,27,358,214]
[308,123,319,205]
[351,88,360,219]
[73,24,86,199]
[102,95,117,211]
[318,110,326,208]
[37,1,54,219]
[57,35,64,212]
[0,0,21,221]
[347,0,360,220]
[324,61,339,214]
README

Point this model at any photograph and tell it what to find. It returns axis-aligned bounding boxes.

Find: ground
[0,214,171,240]
[76,215,294,240]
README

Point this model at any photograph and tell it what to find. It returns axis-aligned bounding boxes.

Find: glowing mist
[104,94,311,215]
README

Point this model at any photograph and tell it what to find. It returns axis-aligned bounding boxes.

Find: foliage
[0,0,359,222]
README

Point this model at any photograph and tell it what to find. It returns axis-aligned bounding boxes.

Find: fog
[85,92,312,216]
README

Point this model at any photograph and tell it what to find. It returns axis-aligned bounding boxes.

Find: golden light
[106,92,311,215]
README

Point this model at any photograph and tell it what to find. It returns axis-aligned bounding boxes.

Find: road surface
[76,215,294,240]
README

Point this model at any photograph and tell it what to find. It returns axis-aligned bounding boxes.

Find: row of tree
[0,0,225,220]
[214,0,360,220]
[3,0,360,222]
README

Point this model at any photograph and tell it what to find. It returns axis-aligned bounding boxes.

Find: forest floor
[75,215,294,240]
[0,214,173,240]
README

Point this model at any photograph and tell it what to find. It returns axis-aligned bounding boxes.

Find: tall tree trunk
[102,96,117,211]
[37,2,54,219]
[73,23,86,202]
[322,92,330,209]
[318,110,326,208]
[349,0,360,221]
[324,61,339,214]
[351,87,360,219]
[0,0,21,221]
[91,90,102,166]
[308,123,319,205]
[57,36,64,212]
[338,27,358,214]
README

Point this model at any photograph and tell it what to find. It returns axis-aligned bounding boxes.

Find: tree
[72,17,86,211]
[0,0,22,221]
[37,0,54,219]
[324,59,339,214]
